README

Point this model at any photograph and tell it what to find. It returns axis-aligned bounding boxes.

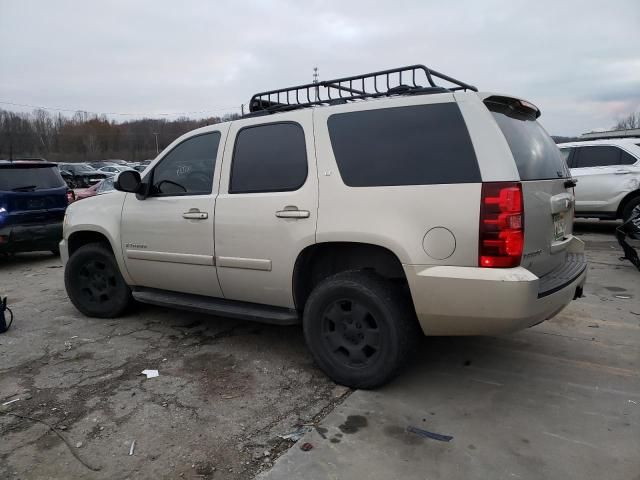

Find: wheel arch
[67,230,114,257]
[292,241,408,311]
[616,189,640,219]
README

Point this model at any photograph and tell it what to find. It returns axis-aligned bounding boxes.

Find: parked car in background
[91,161,120,169]
[97,165,135,175]
[57,162,109,189]
[61,65,587,388]
[559,139,640,222]
[75,177,116,200]
[0,160,71,255]
[132,162,150,172]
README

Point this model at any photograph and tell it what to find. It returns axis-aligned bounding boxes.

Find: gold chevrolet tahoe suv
[61,65,587,388]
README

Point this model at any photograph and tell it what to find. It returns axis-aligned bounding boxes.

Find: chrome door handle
[615,170,631,175]
[276,208,310,219]
[183,210,208,220]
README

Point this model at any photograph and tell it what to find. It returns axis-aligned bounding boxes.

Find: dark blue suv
[0,161,70,255]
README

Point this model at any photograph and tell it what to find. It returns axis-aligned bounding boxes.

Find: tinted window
[328,103,479,187]
[0,166,66,191]
[490,110,567,180]
[151,132,220,195]
[620,150,638,165]
[230,123,307,193]
[574,146,621,167]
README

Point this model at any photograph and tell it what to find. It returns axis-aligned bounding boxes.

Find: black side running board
[132,288,300,326]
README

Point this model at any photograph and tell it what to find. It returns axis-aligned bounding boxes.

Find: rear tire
[64,242,132,318]
[303,271,419,389]
[621,196,640,224]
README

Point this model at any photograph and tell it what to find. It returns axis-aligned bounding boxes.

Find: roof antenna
[313,67,319,101]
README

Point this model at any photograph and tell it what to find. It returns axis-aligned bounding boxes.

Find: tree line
[2,107,638,161]
[0,109,240,163]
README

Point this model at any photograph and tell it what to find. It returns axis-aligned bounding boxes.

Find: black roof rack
[248,64,477,114]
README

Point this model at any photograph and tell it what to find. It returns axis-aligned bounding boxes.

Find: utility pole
[241,104,245,116]
[152,132,159,154]
[313,67,319,101]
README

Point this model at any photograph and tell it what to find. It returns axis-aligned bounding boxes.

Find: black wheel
[621,196,640,224]
[51,245,60,256]
[303,271,419,389]
[64,242,132,318]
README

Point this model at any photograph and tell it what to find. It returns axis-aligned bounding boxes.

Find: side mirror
[114,170,142,193]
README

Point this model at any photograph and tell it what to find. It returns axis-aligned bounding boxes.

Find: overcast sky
[1,0,638,135]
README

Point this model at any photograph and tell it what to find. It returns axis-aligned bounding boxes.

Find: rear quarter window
[327,103,480,187]
[489,106,568,180]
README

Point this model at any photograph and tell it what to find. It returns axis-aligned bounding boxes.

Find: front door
[214,110,318,308]
[121,128,227,297]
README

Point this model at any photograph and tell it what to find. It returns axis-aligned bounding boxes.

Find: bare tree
[0,108,228,161]
[614,112,640,130]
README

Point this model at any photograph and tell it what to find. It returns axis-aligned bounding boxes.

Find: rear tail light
[67,190,75,204]
[479,182,524,268]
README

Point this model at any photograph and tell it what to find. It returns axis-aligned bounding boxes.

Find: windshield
[0,166,67,191]
[488,105,569,180]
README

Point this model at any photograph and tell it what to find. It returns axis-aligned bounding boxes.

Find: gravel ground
[0,253,350,479]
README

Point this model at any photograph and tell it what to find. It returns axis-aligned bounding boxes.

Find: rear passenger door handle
[614,170,631,175]
[183,210,208,220]
[275,209,310,219]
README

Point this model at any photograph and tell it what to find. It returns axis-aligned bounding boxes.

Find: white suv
[60,65,587,388]
[559,139,640,222]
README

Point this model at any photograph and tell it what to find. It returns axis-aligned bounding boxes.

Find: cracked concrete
[0,254,350,479]
[1,220,639,480]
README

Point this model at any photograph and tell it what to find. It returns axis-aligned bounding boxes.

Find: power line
[0,100,240,117]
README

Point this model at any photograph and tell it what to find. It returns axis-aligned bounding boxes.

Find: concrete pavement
[260,222,640,480]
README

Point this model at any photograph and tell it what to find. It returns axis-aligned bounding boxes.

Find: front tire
[64,242,132,318]
[303,271,419,389]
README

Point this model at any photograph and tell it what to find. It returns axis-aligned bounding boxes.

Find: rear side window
[0,166,66,191]
[574,146,625,168]
[328,103,480,187]
[230,122,307,194]
[490,109,567,180]
[620,150,638,165]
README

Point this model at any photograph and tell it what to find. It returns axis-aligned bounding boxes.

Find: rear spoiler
[483,95,541,120]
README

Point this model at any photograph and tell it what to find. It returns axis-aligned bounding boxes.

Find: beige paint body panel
[119,124,229,297]
[405,237,586,335]
[312,94,481,267]
[60,191,132,283]
[60,90,588,338]
[214,109,318,308]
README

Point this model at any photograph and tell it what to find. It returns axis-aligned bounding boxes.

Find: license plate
[28,199,45,209]
[553,213,565,241]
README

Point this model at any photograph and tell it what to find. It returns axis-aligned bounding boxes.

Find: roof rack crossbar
[248,64,477,114]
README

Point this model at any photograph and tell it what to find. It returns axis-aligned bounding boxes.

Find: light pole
[152,132,159,154]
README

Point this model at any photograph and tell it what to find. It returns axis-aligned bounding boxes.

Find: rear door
[488,102,573,277]
[214,110,318,308]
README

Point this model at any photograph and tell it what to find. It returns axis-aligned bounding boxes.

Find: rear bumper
[405,237,587,336]
[0,221,63,253]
